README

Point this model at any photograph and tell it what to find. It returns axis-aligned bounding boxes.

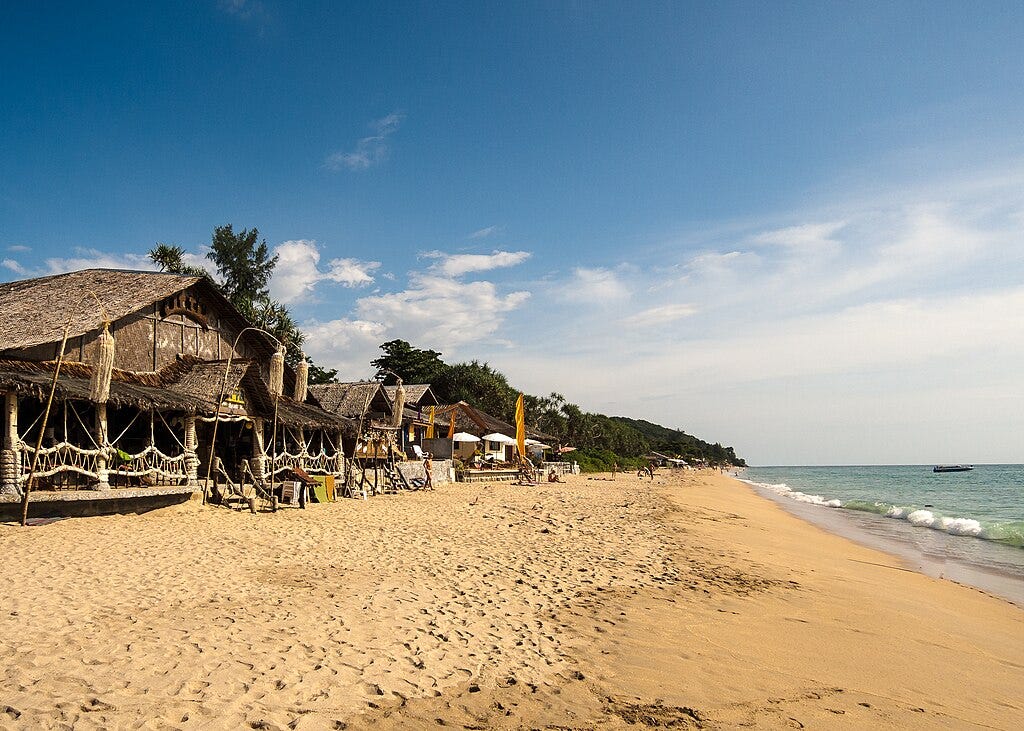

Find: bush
[572,449,647,473]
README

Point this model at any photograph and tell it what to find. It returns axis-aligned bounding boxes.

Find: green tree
[148,243,211,279]
[242,296,305,365]
[371,340,448,385]
[206,225,278,307]
[433,360,517,418]
[308,360,339,385]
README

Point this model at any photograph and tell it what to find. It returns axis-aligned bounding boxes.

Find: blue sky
[3,1,1024,464]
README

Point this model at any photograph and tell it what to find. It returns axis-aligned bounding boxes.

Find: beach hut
[384,383,442,454]
[0,268,351,519]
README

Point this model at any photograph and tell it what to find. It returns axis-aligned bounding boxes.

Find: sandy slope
[0,471,1020,730]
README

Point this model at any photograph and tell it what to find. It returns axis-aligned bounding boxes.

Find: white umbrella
[525,439,552,449]
[482,432,517,445]
[452,432,480,443]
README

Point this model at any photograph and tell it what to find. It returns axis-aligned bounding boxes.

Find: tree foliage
[148,243,211,279]
[371,340,447,385]
[368,340,745,467]
[206,225,278,306]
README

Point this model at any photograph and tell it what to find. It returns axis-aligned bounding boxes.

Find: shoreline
[1,470,1020,729]
[739,476,1024,606]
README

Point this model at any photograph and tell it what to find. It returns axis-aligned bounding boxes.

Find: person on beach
[548,468,564,483]
[611,462,619,479]
[423,453,434,490]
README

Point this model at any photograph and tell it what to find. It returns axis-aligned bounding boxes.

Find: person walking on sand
[611,462,619,479]
[423,453,434,490]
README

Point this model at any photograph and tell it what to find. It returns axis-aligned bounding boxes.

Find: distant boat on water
[933,464,974,473]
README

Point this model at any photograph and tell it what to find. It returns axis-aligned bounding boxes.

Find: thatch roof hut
[383,384,438,410]
[309,382,393,421]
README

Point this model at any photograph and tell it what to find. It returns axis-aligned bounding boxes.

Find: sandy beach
[1,471,1021,730]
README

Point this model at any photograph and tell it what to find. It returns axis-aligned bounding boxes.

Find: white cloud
[44,249,157,275]
[561,267,630,302]
[301,318,388,379]
[469,226,499,239]
[356,273,530,347]
[270,239,379,304]
[6,244,30,253]
[326,257,379,287]
[423,250,531,277]
[324,113,404,171]
[752,221,846,253]
[620,303,698,327]
[2,258,28,275]
[218,0,264,20]
[302,272,531,379]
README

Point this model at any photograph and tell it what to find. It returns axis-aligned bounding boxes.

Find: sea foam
[741,479,1020,547]
[745,480,842,508]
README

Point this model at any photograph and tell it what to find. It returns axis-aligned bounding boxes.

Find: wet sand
[0,470,1020,729]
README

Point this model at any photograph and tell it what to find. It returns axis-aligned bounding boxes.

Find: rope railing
[114,445,189,482]
[303,448,341,475]
[263,447,344,476]
[16,442,190,486]
[16,442,106,484]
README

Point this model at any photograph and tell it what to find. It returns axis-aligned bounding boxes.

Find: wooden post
[1,391,19,495]
[251,417,265,482]
[95,403,109,489]
[297,427,306,470]
[184,415,199,486]
[335,429,344,479]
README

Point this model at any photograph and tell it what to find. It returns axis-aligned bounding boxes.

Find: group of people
[608,461,656,480]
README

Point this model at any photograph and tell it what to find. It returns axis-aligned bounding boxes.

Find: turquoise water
[742,464,1024,549]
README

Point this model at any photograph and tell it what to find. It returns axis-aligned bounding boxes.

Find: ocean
[739,465,1024,603]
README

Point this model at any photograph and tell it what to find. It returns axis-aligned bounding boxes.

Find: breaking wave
[742,480,1024,548]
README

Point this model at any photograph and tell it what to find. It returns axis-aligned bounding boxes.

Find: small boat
[933,464,974,473]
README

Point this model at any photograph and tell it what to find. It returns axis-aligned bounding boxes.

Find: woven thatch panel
[310,382,393,419]
[384,384,438,409]
[112,312,156,372]
[198,326,221,360]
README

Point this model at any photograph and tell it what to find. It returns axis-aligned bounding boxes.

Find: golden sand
[0,471,1020,729]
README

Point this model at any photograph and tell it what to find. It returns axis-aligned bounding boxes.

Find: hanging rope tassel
[294,356,308,402]
[269,345,285,397]
[393,381,405,428]
[89,323,115,404]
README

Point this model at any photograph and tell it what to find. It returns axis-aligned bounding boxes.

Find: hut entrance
[196,417,255,485]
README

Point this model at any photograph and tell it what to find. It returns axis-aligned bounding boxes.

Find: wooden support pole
[95,403,109,489]
[1,391,19,495]
[184,414,199,486]
[251,417,265,481]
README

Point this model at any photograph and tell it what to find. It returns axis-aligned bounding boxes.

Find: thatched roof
[275,398,355,433]
[0,356,353,433]
[0,269,202,351]
[437,401,555,441]
[0,358,209,412]
[0,268,280,362]
[309,382,392,419]
[162,357,352,432]
[384,384,438,409]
